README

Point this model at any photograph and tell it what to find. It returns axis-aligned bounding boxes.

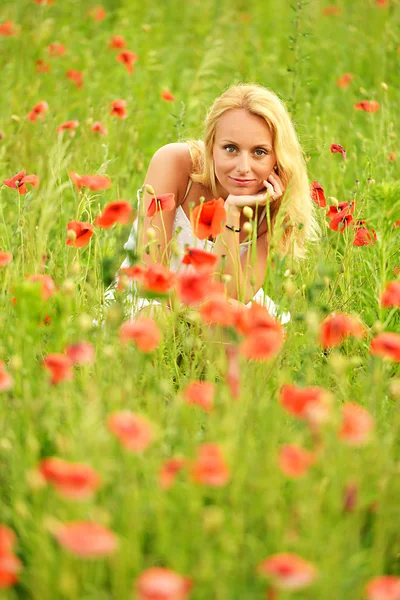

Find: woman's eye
[255,149,267,156]
[224,145,236,153]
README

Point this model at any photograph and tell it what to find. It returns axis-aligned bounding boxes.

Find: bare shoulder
[149,143,192,202]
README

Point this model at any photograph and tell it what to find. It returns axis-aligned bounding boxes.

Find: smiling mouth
[230,177,255,182]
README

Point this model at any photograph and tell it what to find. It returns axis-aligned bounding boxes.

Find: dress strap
[258,207,266,226]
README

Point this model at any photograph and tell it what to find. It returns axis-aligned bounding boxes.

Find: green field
[0,0,400,598]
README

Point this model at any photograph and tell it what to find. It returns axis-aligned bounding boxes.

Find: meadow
[0,0,400,598]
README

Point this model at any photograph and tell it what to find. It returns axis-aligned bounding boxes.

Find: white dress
[108,182,290,324]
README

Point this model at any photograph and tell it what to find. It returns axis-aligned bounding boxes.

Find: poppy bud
[10,354,22,371]
[222,274,232,284]
[106,305,122,324]
[70,262,80,275]
[381,82,388,90]
[67,229,77,241]
[328,196,339,207]
[329,352,348,375]
[372,320,383,334]
[202,506,225,532]
[61,278,74,296]
[242,222,253,234]
[144,184,155,195]
[284,280,296,297]
[141,24,152,31]
[368,178,376,185]
[146,227,156,240]
[243,206,253,219]
[78,313,92,331]
[389,378,400,400]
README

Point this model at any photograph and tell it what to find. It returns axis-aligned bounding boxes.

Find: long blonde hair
[186,83,319,259]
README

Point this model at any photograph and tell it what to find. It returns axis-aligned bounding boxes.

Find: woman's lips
[230,177,255,186]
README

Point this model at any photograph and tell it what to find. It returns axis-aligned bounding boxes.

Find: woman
[118,83,319,321]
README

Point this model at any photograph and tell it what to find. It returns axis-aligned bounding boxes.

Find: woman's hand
[225,172,284,209]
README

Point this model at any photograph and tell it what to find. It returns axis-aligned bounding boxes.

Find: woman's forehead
[214,108,273,145]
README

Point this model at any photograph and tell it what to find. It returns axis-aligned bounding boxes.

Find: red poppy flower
[136,567,193,600]
[139,264,176,295]
[183,381,215,412]
[279,384,331,425]
[66,221,94,248]
[36,59,51,73]
[43,354,74,384]
[120,318,161,352]
[388,152,396,161]
[191,198,226,240]
[240,329,284,361]
[0,526,21,589]
[326,201,354,232]
[182,247,218,274]
[234,301,283,337]
[48,42,66,56]
[0,253,12,267]
[57,120,79,134]
[320,312,365,348]
[53,522,118,557]
[310,180,326,208]
[0,363,13,393]
[336,73,354,88]
[394,221,400,229]
[258,553,318,591]
[376,0,388,5]
[121,264,146,280]
[108,411,153,452]
[116,50,138,74]
[322,6,341,15]
[147,193,175,217]
[69,171,111,191]
[191,443,230,486]
[0,21,17,36]
[177,272,214,306]
[370,333,400,361]
[95,200,132,228]
[88,5,107,21]
[110,99,127,119]
[353,220,377,246]
[27,101,48,122]
[3,170,39,195]
[278,444,315,478]
[109,35,126,49]
[33,0,55,4]
[199,296,236,327]
[66,69,83,88]
[161,90,175,102]
[354,100,380,113]
[366,576,400,600]
[381,281,400,308]
[65,342,95,365]
[91,121,108,136]
[39,457,101,499]
[26,274,56,300]
[339,402,374,446]
[330,143,347,160]
[0,525,16,555]
[159,457,186,490]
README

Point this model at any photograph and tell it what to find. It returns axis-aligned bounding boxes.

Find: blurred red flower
[191,443,230,486]
[3,170,39,194]
[54,522,118,557]
[66,221,94,248]
[177,272,211,305]
[370,333,400,361]
[69,171,111,191]
[234,301,283,336]
[336,73,354,88]
[191,198,226,240]
[320,312,365,348]
[43,354,73,384]
[388,152,396,161]
[110,99,127,118]
[139,264,176,295]
[200,296,236,327]
[330,143,346,160]
[65,342,95,365]
[57,120,79,134]
[240,328,283,361]
[366,576,400,600]
[91,121,108,135]
[381,281,400,308]
[182,247,218,274]
[183,381,215,412]
[0,21,17,36]
[88,6,107,21]
[36,59,51,73]
[0,525,22,589]
[354,100,380,113]
[339,402,374,446]
[39,457,101,499]
[279,384,331,425]
[353,220,377,246]
[108,411,153,452]
[66,70,83,88]
[326,201,354,232]
[116,50,138,74]
[109,35,126,49]
[159,457,186,490]
[278,444,315,478]
[322,6,341,15]
[161,90,175,102]
[0,252,12,267]
[95,200,132,228]
[136,567,193,600]
[0,362,13,393]
[147,193,175,217]
[394,266,400,277]
[33,0,55,4]
[311,180,326,208]
[120,318,161,352]
[26,274,56,300]
[27,101,48,122]
[258,553,318,591]
[48,42,66,56]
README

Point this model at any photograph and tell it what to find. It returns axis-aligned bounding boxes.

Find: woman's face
[212,108,277,196]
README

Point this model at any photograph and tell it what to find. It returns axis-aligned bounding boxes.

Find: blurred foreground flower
[161,90,175,102]
[116,50,138,74]
[108,411,153,452]
[39,457,101,499]
[0,362,13,393]
[0,21,17,36]
[191,443,230,486]
[48,42,66,56]
[339,403,374,446]
[279,384,331,427]
[0,525,22,588]
[43,354,73,384]
[57,120,79,134]
[120,317,162,352]
[0,252,12,267]
[320,312,365,348]
[135,567,193,600]
[381,281,400,308]
[278,444,315,478]
[110,99,127,118]
[337,73,354,88]
[66,221,94,248]
[183,381,215,412]
[69,171,111,191]
[66,69,83,88]
[95,200,132,228]
[147,192,175,217]
[3,170,39,194]
[354,100,380,113]
[182,247,218,274]
[109,35,126,49]
[66,342,95,365]
[366,576,400,600]
[91,121,108,135]
[53,522,118,557]
[370,333,400,361]
[257,553,318,591]
[26,274,56,301]
[159,457,186,489]
[27,101,48,122]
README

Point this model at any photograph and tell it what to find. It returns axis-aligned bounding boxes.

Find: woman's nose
[236,153,250,174]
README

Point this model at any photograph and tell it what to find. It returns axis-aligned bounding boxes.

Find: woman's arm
[138,143,191,267]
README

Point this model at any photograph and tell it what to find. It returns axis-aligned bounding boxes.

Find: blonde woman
[121,83,319,321]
